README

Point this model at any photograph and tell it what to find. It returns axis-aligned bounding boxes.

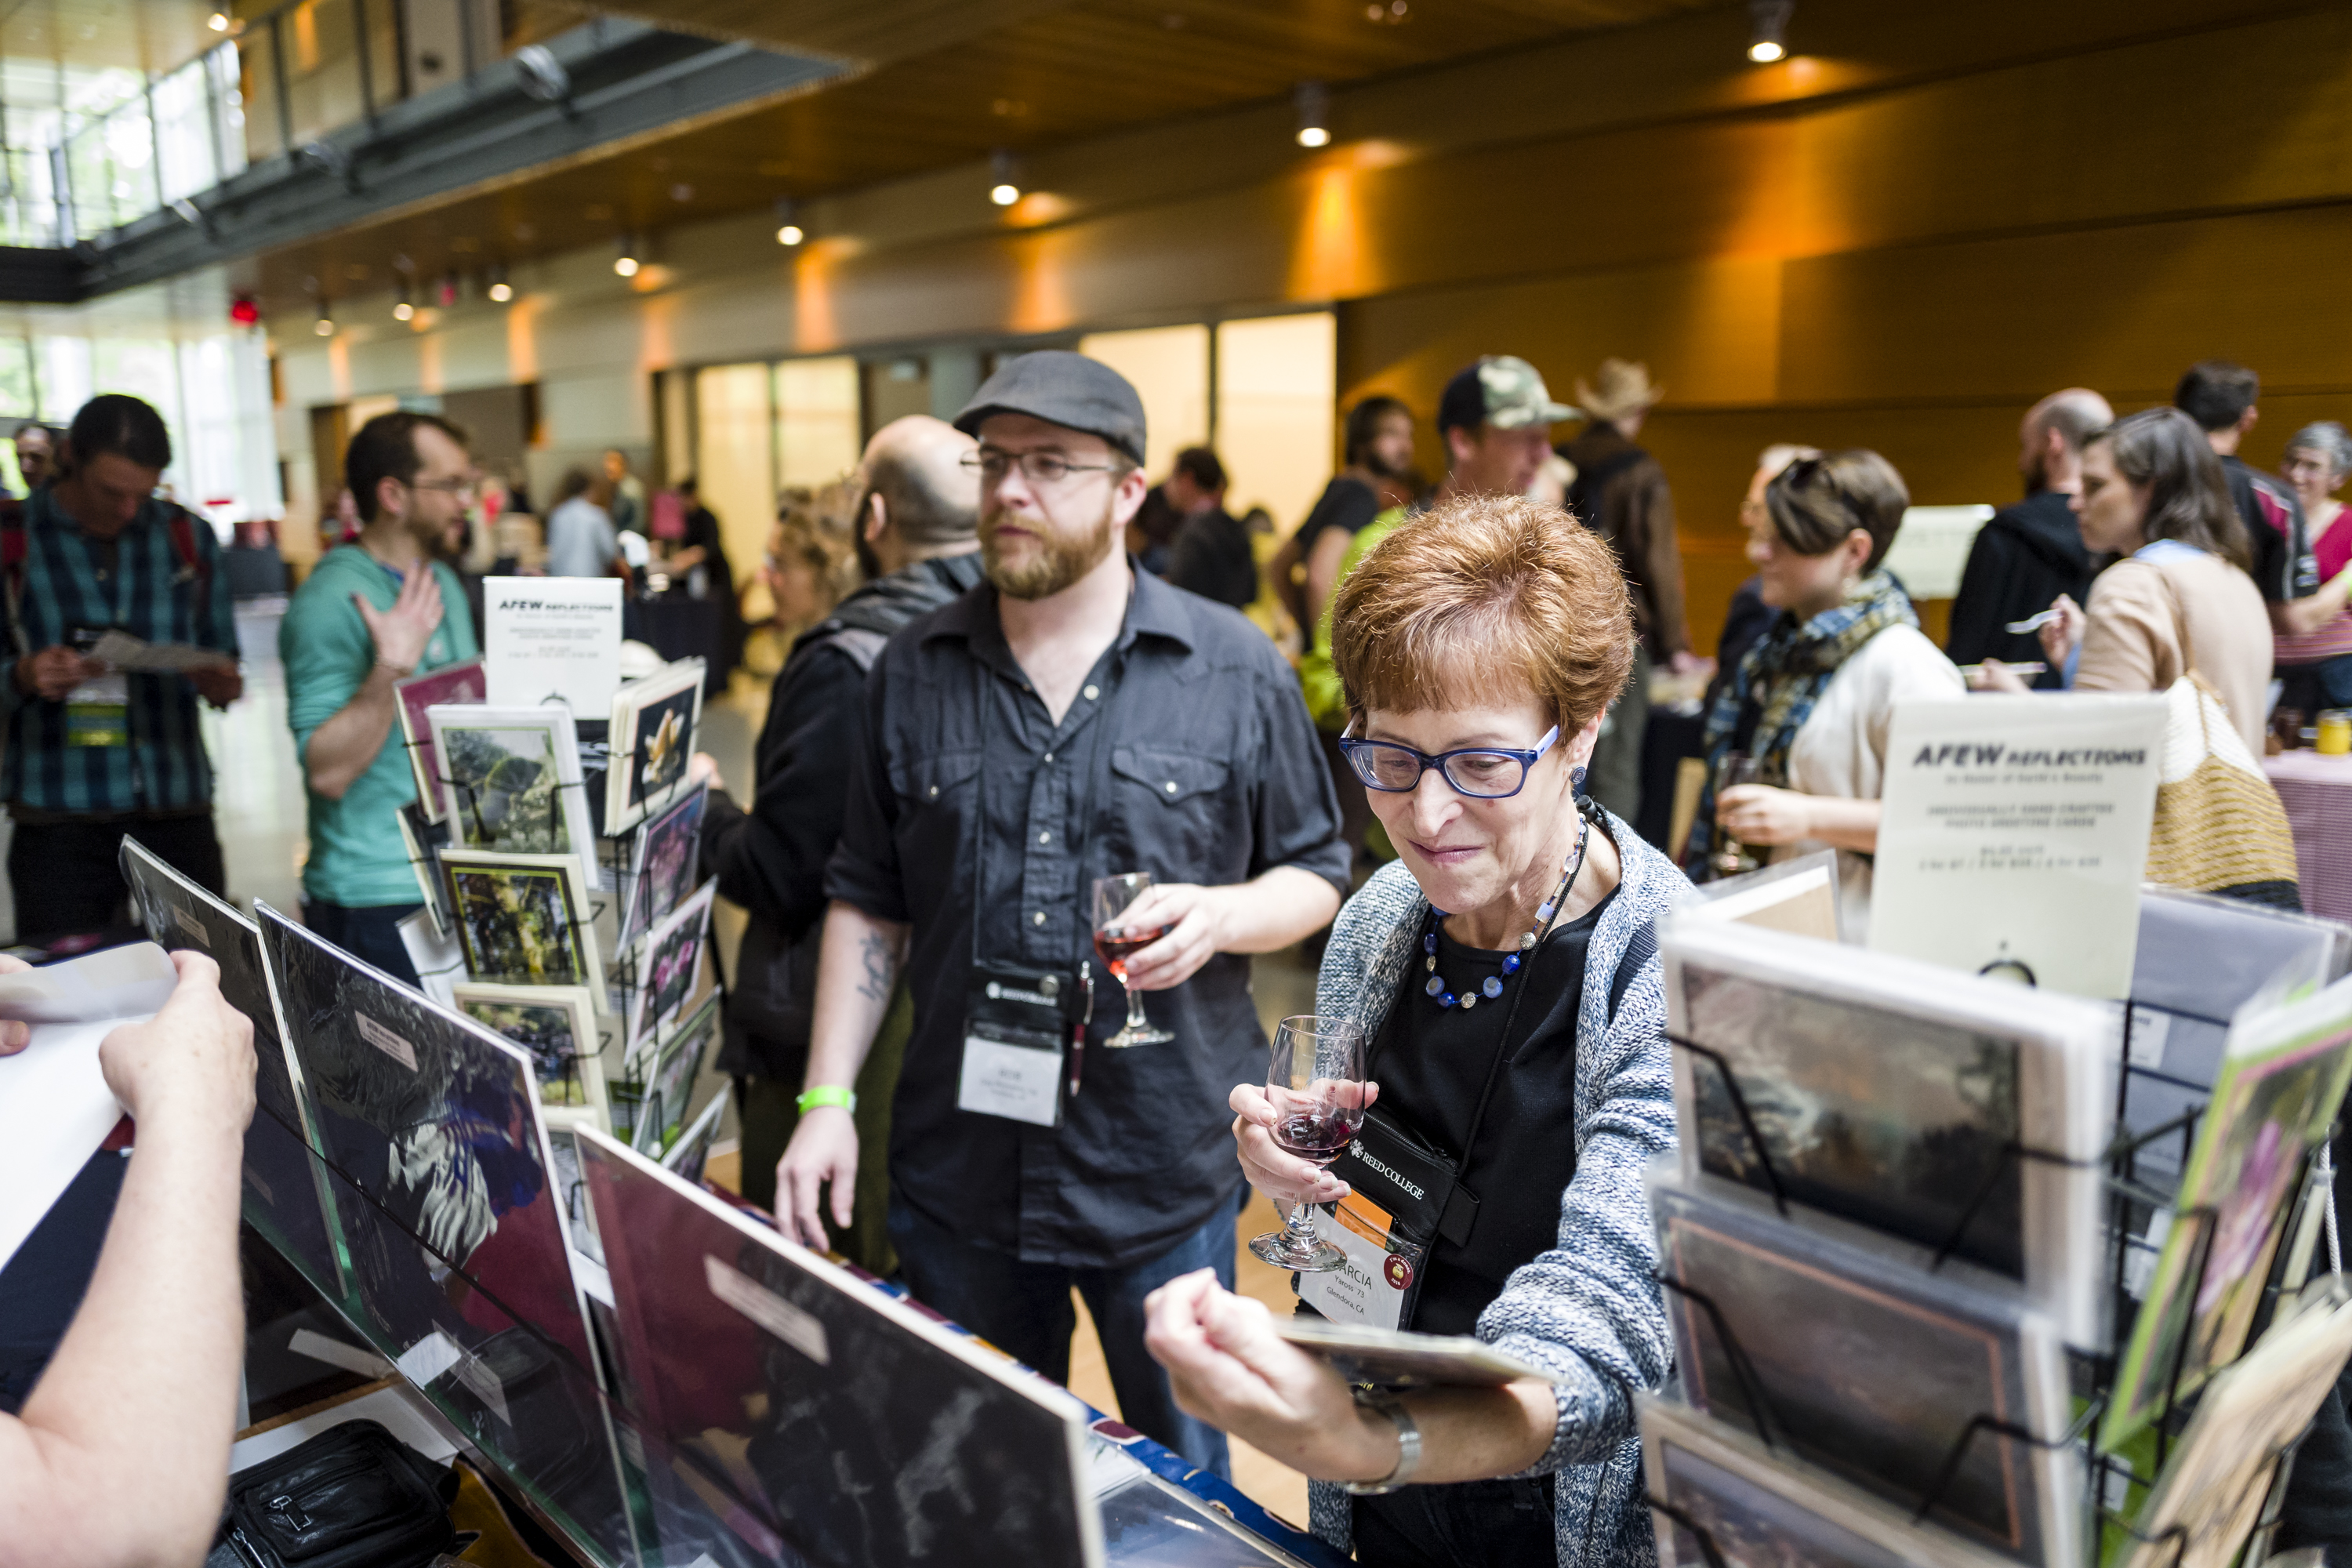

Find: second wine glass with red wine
[1092,872,1177,1047]
[1247,1014,1369,1272]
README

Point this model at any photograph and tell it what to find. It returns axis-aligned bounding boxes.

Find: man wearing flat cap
[776,350,1348,1474]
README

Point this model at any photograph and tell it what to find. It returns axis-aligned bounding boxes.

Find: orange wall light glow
[1289,159,1371,303]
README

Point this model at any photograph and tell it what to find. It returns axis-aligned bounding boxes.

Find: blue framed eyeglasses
[1337,724,1561,799]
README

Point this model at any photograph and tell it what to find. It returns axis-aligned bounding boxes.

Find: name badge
[1297,1196,1421,1332]
[64,673,129,748]
[956,1029,1063,1127]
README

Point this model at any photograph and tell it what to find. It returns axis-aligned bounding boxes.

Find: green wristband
[797,1084,857,1116]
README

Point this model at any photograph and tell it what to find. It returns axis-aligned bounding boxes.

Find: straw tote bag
[2143,572,2301,908]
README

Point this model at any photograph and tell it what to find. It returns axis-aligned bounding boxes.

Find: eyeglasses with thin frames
[403,475,477,498]
[960,448,1124,487]
[1337,724,1562,799]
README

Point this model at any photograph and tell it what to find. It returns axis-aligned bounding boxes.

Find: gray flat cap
[952,350,1147,466]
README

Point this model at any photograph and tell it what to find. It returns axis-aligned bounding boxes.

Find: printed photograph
[606,661,703,835]
[438,715,575,854]
[453,982,605,1125]
[395,659,485,823]
[2107,1018,2352,1450]
[397,801,451,940]
[1655,1185,2063,1560]
[443,852,601,997]
[625,782,706,946]
[637,996,719,1158]
[1657,1432,1915,1568]
[662,1081,730,1183]
[629,880,715,1062]
[1679,959,2027,1279]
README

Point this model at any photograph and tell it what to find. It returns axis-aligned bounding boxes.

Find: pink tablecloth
[2266,751,2352,923]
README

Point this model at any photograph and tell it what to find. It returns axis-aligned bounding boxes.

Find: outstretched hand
[354,564,445,674]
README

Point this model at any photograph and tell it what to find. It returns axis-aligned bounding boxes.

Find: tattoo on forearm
[856,929,901,1003]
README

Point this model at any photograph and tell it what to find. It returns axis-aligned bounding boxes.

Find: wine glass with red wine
[1092,872,1178,1047]
[1247,1014,1369,1272]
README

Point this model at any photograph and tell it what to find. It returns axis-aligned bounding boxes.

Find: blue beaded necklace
[1422,809,1593,1010]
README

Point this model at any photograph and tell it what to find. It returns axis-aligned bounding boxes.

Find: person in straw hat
[1559,358,1700,825]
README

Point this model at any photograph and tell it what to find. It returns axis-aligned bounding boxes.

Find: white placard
[1869,694,2168,1000]
[1882,504,1994,601]
[956,1033,1061,1127]
[483,575,622,718]
[703,1253,830,1365]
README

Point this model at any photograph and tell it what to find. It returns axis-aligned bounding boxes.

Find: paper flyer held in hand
[1870,693,2168,1000]
[0,942,180,1272]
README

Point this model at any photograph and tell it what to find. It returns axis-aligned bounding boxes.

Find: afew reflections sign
[1871,694,2167,1000]
[484,576,622,717]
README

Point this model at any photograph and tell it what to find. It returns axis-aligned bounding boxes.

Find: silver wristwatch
[1342,1392,1422,1496]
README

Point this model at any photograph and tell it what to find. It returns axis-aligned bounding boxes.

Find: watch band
[1341,1392,1421,1495]
[797,1084,857,1116]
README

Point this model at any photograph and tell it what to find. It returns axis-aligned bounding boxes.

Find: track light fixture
[314,301,333,336]
[774,197,804,247]
[1294,82,1330,148]
[989,150,1021,208]
[486,263,512,303]
[392,279,413,321]
[613,235,641,278]
[1748,0,1791,62]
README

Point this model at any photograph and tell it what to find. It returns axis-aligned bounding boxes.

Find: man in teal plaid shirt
[0,394,241,947]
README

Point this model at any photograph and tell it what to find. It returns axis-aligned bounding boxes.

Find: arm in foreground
[773,899,909,1248]
[0,952,256,1568]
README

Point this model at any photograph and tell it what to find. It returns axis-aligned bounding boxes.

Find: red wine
[1274,1109,1359,1165]
[1093,924,1171,982]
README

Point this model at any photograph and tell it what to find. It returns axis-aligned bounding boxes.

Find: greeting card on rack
[394,658,485,824]
[440,848,608,1007]
[1871,694,2167,1000]
[426,703,597,861]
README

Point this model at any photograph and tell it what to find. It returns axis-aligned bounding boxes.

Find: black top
[1166,507,1258,609]
[1367,889,1613,1337]
[2223,455,2317,604]
[1945,490,2096,687]
[700,554,989,1077]
[1292,476,1382,552]
[826,565,1351,1268]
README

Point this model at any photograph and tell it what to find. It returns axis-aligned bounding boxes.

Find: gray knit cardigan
[1306,811,1686,1568]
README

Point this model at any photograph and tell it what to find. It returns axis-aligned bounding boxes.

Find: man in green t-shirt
[281,412,479,982]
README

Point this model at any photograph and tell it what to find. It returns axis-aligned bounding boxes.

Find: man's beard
[979,500,1115,601]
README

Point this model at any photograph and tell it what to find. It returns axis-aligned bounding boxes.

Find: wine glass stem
[1126,988,1149,1031]
[1286,1200,1317,1247]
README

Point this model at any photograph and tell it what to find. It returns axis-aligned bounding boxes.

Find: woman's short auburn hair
[1330,493,1635,734]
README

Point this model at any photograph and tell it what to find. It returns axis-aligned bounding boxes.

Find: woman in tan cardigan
[1984,408,2270,751]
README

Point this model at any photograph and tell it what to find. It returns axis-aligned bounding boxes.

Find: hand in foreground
[1969,659,2033,694]
[1143,1269,1393,1481]
[1715,783,1814,848]
[354,564,446,673]
[97,951,256,1133]
[186,663,244,708]
[15,644,103,701]
[0,952,30,1055]
[1231,1080,1378,1208]
[775,1104,858,1249]
[1109,882,1230,993]
[688,752,723,789]
[2037,594,2085,666]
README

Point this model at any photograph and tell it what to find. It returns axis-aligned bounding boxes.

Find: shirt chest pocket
[1110,746,1238,873]
[891,746,983,813]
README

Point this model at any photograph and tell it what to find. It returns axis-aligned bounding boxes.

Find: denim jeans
[302,899,424,986]
[887,1189,1236,1477]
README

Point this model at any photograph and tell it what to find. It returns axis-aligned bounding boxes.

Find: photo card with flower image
[394,659,485,824]
[1649,1164,2081,1567]
[118,837,345,1295]
[441,848,608,1007]
[619,782,706,949]
[2101,972,2352,1452]
[452,981,608,1134]
[1662,916,2114,1348]
[625,879,716,1067]
[604,659,703,837]
[634,994,719,1160]
[428,702,597,861]
[1641,1393,2027,1568]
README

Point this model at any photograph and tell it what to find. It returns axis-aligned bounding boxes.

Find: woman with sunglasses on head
[1145,494,1687,1568]
[1686,449,1963,931]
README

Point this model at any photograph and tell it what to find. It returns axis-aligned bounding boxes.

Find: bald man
[1947,387,2114,685]
[689,416,984,1258]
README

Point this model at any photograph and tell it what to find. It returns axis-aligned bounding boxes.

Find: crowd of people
[3,337,2350,1568]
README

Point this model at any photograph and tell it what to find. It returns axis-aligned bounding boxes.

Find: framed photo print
[633,994,719,1160]
[453,982,609,1133]
[660,1079,730,1183]
[394,658,485,823]
[626,878,715,1066]
[620,782,706,949]
[427,702,597,860]
[604,659,703,837]
[441,848,608,1006]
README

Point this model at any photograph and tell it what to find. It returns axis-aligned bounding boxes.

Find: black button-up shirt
[826,567,1349,1268]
